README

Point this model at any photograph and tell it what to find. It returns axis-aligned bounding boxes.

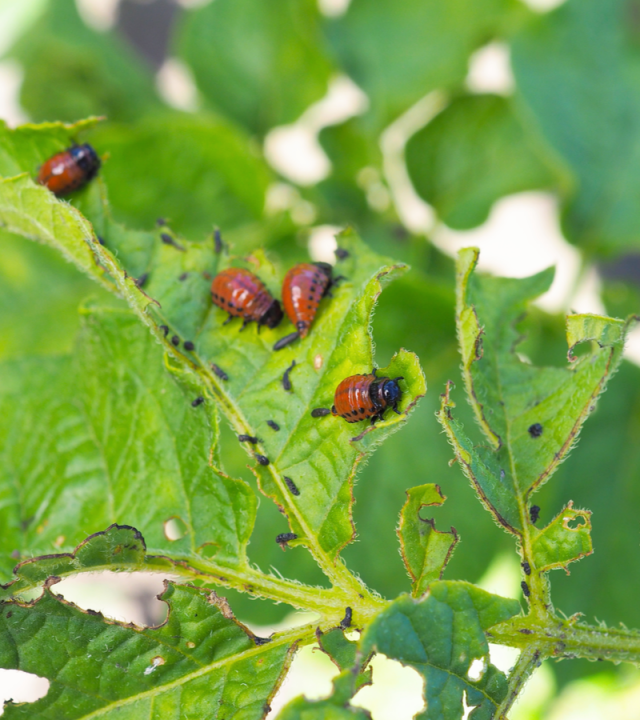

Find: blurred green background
[2,0,640,716]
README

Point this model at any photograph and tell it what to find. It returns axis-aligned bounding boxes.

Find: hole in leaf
[163,516,188,541]
[467,656,486,681]
[54,571,177,627]
[143,656,165,675]
[351,654,424,719]
[0,669,49,708]
[566,515,586,530]
[462,690,479,719]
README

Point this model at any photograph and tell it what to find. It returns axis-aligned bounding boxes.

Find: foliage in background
[2,0,640,716]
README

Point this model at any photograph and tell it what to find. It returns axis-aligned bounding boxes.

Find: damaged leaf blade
[0,582,294,719]
[397,484,459,597]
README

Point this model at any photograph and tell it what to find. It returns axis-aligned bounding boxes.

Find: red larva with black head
[274,262,335,350]
[211,268,283,330]
[37,144,100,196]
[312,371,404,426]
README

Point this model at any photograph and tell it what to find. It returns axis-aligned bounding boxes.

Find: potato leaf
[0,581,294,719]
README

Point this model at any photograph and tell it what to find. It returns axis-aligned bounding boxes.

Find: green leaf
[511,0,640,252]
[405,94,571,230]
[326,0,525,128]
[0,229,102,359]
[0,307,257,581]
[176,0,334,136]
[87,114,272,238]
[360,583,521,720]
[531,502,592,573]
[438,248,628,539]
[8,0,162,123]
[397,484,459,597]
[0,581,294,719]
[0,525,172,601]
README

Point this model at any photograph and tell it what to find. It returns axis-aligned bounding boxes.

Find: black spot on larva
[267,420,280,431]
[191,397,204,407]
[521,581,530,597]
[159,325,169,337]
[284,477,300,496]
[256,454,270,466]
[522,561,531,576]
[183,341,195,351]
[530,505,540,524]
[171,335,180,347]
[528,423,543,438]
[211,364,229,381]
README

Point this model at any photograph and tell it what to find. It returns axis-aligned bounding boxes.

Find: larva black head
[69,143,100,180]
[313,261,333,279]
[260,299,283,329]
[381,377,403,407]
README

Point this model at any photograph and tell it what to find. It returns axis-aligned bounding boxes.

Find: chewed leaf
[531,502,592,573]
[438,384,522,534]
[441,248,630,539]
[397,484,459,597]
[0,582,294,719]
[360,583,521,720]
[278,671,371,719]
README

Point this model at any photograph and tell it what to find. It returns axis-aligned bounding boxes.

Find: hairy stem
[494,646,541,720]
[489,615,640,666]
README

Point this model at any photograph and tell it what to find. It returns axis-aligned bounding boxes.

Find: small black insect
[214,227,223,253]
[335,248,349,260]
[521,581,530,598]
[191,397,204,407]
[156,217,167,227]
[282,360,297,393]
[267,420,280,431]
[135,272,149,288]
[159,325,169,337]
[211,363,229,381]
[239,434,259,444]
[276,532,298,549]
[179,272,189,281]
[530,505,540,524]
[183,340,195,351]
[256,454,270,466]
[339,606,352,629]
[253,635,271,646]
[171,335,180,347]
[96,235,105,245]
[528,423,543,438]
[284,476,300,496]
[522,561,531,576]
[161,232,185,251]
[311,408,331,417]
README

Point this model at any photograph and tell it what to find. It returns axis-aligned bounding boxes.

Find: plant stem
[488,615,640,666]
[493,646,541,720]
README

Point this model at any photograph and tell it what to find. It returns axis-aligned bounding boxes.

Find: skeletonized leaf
[397,484,459,597]
[0,582,294,719]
